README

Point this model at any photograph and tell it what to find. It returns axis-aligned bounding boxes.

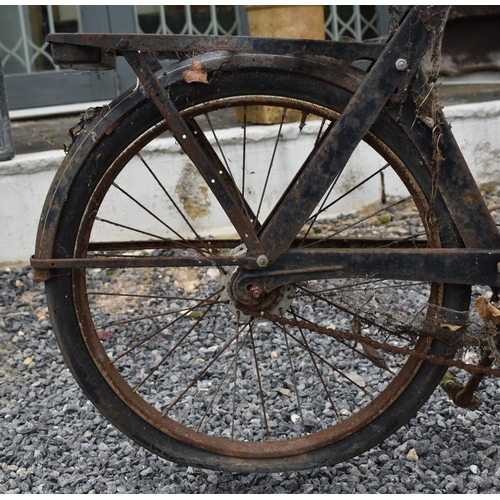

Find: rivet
[395,58,408,71]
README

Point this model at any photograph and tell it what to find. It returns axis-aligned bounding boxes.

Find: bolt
[497,262,500,273]
[395,58,408,71]
[256,254,269,268]
[118,39,129,49]
[249,284,265,301]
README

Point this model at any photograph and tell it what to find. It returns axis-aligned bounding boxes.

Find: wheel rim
[72,95,443,459]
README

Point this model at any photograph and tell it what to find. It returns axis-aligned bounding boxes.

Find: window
[0,5,81,75]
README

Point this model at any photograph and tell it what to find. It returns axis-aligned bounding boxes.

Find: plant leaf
[439,323,466,331]
[475,297,500,325]
[97,331,114,340]
[182,60,209,84]
[360,342,391,372]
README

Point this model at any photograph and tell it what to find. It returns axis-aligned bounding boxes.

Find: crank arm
[233,247,500,305]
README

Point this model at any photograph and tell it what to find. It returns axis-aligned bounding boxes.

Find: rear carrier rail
[47,32,385,71]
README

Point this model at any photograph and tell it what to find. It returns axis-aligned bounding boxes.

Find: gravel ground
[3,189,500,493]
[2,268,500,494]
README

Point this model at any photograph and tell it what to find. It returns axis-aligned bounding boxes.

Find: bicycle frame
[33,5,500,291]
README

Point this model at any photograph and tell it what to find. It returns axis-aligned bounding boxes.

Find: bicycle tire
[42,52,470,472]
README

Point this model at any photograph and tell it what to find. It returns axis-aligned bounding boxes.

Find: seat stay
[257,6,450,262]
[122,50,266,259]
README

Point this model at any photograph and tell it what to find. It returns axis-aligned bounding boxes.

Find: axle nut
[249,285,265,300]
[256,254,269,268]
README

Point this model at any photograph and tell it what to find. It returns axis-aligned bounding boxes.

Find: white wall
[1,99,499,265]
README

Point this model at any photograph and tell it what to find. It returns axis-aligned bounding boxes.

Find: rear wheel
[45,62,468,471]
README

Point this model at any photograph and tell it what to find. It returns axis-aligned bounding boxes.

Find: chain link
[263,311,500,377]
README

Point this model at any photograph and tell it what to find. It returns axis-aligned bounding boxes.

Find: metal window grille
[0,5,82,75]
[135,5,380,39]
[0,5,381,76]
[324,5,379,40]
[134,6,242,36]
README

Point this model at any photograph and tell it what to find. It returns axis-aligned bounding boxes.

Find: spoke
[305,163,390,227]
[290,308,342,424]
[195,318,252,435]
[294,278,422,298]
[281,317,307,436]
[292,307,402,374]
[232,312,242,440]
[202,113,256,228]
[88,290,215,301]
[241,107,247,202]
[95,217,178,245]
[302,196,412,248]
[314,118,327,147]
[100,308,193,330]
[133,301,218,392]
[98,299,221,331]
[378,231,427,247]
[162,318,251,417]
[250,324,271,442]
[255,107,287,225]
[111,181,209,254]
[301,150,382,247]
[136,152,209,254]
[297,284,400,337]
[110,289,222,363]
[298,280,427,343]
[204,113,234,181]
[294,278,387,297]
[269,317,374,397]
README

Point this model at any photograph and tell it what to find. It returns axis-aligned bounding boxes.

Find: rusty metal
[30,6,500,468]
[30,253,256,270]
[34,6,500,284]
[453,354,493,407]
[232,247,500,307]
[71,264,432,459]
[248,284,265,301]
[32,246,500,286]
[121,49,265,259]
[257,6,450,262]
[262,311,500,378]
[47,32,385,70]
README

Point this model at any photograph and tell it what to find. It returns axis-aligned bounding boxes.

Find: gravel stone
[3,185,500,496]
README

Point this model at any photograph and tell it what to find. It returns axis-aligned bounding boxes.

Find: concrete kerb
[1,100,499,265]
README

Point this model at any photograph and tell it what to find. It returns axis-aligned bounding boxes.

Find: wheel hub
[219,244,295,322]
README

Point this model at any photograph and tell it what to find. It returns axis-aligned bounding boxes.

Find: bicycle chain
[262,311,500,377]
